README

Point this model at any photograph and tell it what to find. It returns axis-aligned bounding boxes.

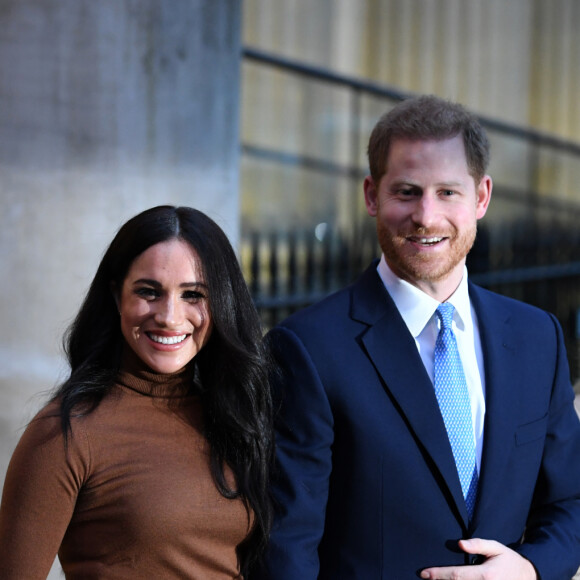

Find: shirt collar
[376,255,470,337]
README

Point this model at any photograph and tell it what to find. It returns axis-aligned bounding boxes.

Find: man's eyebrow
[390,180,465,188]
[435,180,464,187]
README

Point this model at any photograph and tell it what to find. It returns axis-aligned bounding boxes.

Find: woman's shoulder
[21,397,94,454]
[4,399,92,520]
[8,400,73,476]
[21,399,64,442]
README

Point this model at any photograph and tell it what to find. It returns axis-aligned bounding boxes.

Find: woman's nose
[154,296,183,327]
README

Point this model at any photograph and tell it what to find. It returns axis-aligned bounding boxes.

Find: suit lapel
[351,265,469,525]
[469,284,519,530]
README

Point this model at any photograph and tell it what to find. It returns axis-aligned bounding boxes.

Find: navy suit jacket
[256,263,580,580]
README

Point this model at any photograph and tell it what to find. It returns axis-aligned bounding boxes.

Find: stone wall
[0,2,242,575]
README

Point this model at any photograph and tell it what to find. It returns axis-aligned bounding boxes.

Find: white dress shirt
[376,255,486,472]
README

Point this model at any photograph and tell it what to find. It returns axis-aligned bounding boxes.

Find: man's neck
[386,260,466,303]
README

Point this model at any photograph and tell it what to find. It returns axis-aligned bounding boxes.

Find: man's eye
[441,190,455,196]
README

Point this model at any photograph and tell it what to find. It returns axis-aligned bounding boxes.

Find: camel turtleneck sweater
[0,352,251,579]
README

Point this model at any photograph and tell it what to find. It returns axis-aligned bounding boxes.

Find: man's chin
[388,258,458,286]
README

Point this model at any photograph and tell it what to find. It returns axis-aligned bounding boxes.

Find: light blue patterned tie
[434,303,478,519]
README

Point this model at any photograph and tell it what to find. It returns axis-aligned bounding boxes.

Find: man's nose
[411,194,438,228]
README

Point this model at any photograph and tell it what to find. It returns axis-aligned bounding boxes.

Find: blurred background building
[1,1,580,577]
[241,0,580,385]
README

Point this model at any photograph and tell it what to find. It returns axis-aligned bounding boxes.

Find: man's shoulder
[469,282,556,326]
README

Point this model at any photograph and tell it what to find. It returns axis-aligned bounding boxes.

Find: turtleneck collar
[116,346,196,398]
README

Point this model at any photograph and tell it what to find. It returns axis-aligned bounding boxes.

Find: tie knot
[436,302,455,331]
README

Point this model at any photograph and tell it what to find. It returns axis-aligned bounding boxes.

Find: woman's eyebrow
[132,278,207,289]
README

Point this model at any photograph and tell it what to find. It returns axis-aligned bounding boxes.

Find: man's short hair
[367,95,490,184]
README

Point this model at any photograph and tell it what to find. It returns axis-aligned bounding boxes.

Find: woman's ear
[110,281,120,312]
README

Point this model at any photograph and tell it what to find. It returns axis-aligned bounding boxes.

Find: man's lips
[406,235,447,246]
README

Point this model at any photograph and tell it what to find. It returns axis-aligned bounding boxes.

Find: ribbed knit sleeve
[0,401,90,579]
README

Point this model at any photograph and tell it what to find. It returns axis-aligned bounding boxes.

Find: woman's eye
[182,291,206,302]
[135,287,158,300]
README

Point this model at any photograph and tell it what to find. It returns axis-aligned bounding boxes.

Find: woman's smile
[118,239,213,374]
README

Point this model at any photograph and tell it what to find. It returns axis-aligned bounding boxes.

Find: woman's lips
[145,332,189,346]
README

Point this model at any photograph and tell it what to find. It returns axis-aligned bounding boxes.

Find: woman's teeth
[148,334,187,345]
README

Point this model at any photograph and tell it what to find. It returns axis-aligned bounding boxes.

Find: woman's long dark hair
[52,205,273,573]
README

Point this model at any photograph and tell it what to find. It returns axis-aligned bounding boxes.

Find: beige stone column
[0,2,242,575]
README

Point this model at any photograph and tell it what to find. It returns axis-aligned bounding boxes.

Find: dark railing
[245,222,580,382]
[240,47,580,383]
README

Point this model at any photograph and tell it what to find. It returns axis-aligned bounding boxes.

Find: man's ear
[476,174,492,220]
[363,175,379,216]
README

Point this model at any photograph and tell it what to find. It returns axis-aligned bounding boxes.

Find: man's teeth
[419,237,443,244]
[149,334,187,345]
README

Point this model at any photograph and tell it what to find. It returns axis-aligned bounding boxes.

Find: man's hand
[420,538,538,579]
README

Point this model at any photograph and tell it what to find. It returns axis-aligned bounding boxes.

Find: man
[256,96,580,579]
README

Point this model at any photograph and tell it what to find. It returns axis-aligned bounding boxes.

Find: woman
[0,206,273,579]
